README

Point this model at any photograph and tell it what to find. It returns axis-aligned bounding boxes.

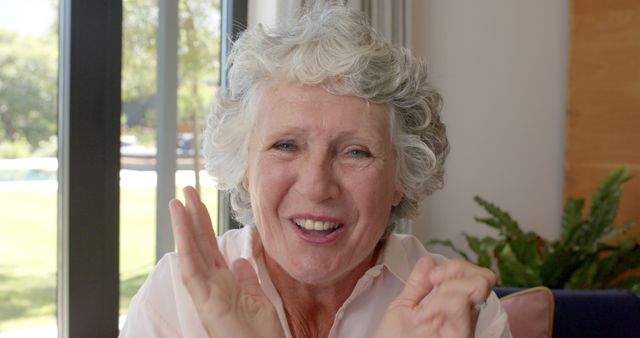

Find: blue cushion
[495,288,640,338]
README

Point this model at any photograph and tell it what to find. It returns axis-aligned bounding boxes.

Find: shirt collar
[376,234,413,283]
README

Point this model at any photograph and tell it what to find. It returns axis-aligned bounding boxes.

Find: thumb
[231,258,266,299]
[395,255,438,308]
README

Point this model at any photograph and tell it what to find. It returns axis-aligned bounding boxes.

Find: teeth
[294,218,340,231]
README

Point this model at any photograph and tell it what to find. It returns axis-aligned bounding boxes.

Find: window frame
[57,0,122,337]
[56,0,247,336]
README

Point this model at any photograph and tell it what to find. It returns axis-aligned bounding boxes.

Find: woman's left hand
[170,186,284,338]
[374,256,497,338]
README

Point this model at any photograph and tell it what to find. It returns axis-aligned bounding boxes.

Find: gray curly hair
[204,3,449,228]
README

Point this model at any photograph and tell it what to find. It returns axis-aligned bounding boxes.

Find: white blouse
[119,225,511,338]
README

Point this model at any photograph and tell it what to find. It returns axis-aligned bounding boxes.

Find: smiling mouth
[293,218,344,233]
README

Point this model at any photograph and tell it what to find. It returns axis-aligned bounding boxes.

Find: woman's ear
[392,190,403,207]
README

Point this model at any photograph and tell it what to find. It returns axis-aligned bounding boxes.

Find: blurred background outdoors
[0,0,221,336]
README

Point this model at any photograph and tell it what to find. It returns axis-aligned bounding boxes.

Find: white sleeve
[475,292,513,338]
[118,253,207,338]
[119,294,182,338]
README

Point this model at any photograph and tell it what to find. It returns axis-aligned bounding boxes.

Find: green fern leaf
[496,244,543,287]
[558,197,585,250]
[583,167,630,247]
[464,234,497,268]
[474,196,523,237]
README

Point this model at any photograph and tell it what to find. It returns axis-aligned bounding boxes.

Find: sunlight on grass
[0,189,57,332]
[119,186,156,315]
[118,181,218,314]
[0,191,57,275]
[0,181,218,332]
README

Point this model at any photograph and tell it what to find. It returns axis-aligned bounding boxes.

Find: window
[0,1,244,336]
[119,0,222,324]
[0,0,59,336]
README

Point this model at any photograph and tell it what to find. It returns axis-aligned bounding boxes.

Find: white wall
[410,0,569,254]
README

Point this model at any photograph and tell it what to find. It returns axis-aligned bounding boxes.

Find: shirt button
[336,311,344,321]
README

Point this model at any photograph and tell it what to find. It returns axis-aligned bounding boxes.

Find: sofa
[495,287,640,338]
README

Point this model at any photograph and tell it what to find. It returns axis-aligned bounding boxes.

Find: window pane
[119,0,220,326]
[0,0,59,336]
[120,0,159,324]
[175,0,220,230]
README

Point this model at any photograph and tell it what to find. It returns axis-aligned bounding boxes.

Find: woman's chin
[272,255,347,286]
[284,250,377,287]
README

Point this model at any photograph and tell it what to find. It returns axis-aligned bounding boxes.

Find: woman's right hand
[170,186,284,338]
[374,256,497,338]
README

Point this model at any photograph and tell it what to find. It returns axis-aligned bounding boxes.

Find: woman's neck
[264,245,381,338]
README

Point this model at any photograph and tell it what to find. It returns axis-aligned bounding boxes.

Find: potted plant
[429,167,640,294]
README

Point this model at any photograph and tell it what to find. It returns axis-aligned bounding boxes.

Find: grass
[0,189,57,332]
[0,181,218,332]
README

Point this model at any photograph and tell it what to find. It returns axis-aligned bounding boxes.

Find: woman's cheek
[255,158,297,203]
[342,162,389,190]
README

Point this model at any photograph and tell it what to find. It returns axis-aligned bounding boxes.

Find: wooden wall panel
[566,0,640,234]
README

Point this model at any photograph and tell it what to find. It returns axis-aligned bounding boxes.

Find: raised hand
[374,256,497,338]
[170,186,284,338]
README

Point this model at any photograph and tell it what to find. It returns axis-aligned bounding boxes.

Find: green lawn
[0,183,218,332]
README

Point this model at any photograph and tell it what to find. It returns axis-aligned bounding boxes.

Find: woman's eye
[273,142,297,152]
[347,148,371,158]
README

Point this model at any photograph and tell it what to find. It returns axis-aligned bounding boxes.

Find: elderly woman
[121,3,511,338]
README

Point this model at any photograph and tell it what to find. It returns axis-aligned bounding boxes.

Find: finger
[170,199,211,300]
[183,186,227,269]
[231,258,267,299]
[429,259,497,287]
[394,256,438,308]
[421,291,477,335]
[436,274,494,306]
[170,198,207,272]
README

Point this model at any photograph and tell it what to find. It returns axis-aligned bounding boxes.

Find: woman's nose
[295,152,340,202]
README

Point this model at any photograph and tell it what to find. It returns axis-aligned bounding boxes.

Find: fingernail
[168,199,180,220]
[183,186,193,202]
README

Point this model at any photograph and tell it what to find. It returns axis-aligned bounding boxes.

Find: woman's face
[244,81,403,286]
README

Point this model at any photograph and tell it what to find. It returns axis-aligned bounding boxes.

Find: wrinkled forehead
[251,80,392,137]
[251,79,391,116]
